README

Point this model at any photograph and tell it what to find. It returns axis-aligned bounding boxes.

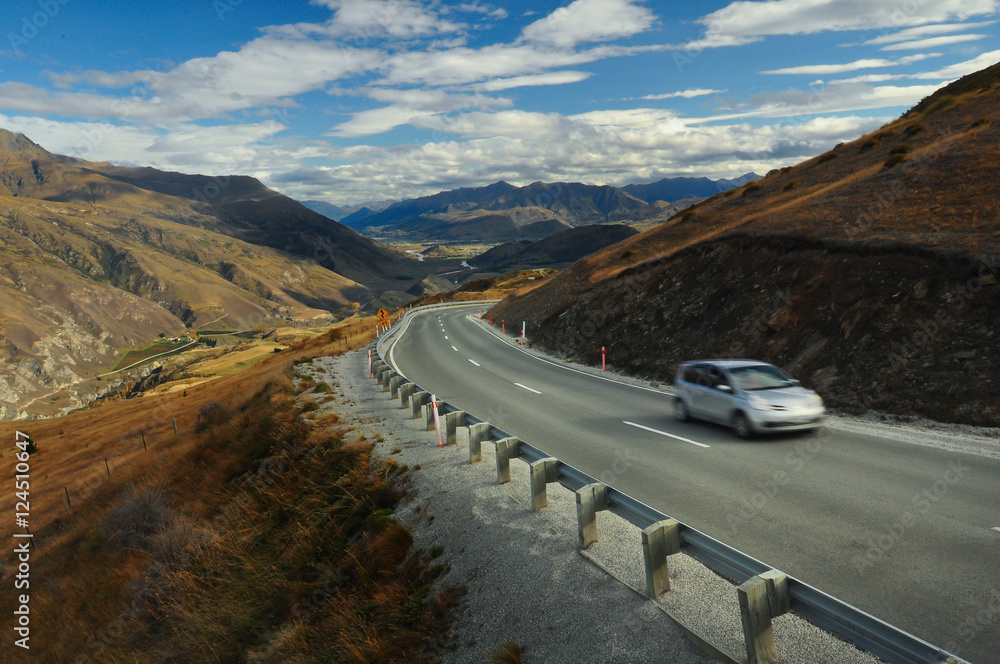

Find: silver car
[673,360,825,438]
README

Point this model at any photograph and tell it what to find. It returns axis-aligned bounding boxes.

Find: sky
[1,0,998,206]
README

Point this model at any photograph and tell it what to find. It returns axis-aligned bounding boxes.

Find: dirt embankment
[491,236,1000,426]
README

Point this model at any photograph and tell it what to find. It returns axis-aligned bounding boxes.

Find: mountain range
[334,175,758,242]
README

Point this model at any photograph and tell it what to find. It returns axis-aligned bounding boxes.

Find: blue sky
[2,0,998,205]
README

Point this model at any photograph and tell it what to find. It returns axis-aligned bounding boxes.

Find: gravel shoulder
[302,347,885,664]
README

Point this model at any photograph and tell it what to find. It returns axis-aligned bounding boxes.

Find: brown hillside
[492,61,1000,425]
[0,130,373,419]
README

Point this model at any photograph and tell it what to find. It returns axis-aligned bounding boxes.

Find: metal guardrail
[375,301,970,664]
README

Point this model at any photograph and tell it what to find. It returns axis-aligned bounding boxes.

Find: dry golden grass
[0,317,455,663]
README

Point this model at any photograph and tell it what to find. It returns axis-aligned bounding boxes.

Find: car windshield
[729,365,794,391]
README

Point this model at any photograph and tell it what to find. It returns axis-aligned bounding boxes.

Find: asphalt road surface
[386,304,1000,664]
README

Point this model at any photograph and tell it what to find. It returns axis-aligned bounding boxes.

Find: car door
[700,366,737,424]
[685,365,715,418]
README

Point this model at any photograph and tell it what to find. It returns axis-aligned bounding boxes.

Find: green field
[111,339,193,371]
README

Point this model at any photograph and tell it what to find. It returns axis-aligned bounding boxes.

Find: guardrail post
[425,400,445,431]
[495,437,520,484]
[575,483,608,549]
[529,457,559,512]
[382,370,395,392]
[389,375,402,398]
[468,422,490,464]
[399,382,414,407]
[411,391,430,419]
[738,570,789,664]
[642,518,681,598]
[445,411,465,446]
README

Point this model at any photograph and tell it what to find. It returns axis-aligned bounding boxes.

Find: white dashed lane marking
[469,359,480,367]
[515,382,542,395]
[452,345,459,352]
[623,421,710,448]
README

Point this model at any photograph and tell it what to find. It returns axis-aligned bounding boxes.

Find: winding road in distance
[386,304,1000,664]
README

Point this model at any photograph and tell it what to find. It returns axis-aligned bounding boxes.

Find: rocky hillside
[0,130,397,419]
[491,61,1000,426]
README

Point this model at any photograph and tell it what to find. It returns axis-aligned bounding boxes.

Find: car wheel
[732,413,752,439]
[675,399,690,422]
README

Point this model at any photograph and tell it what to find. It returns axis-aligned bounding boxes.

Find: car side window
[707,367,731,390]
[683,366,701,383]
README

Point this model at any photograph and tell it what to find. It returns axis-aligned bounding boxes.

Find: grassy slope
[491,62,1000,425]
[0,320,455,663]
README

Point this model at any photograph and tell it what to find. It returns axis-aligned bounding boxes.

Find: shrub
[904,123,925,136]
[889,144,911,156]
[859,138,879,152]
[742,184,762,196]
[100,483,173,552]
[783,181,797,192]
[883,154,907,169]
[818,152,837,163]
[196,401,232,431]
[492,642,524,664]
[313,382,331,394]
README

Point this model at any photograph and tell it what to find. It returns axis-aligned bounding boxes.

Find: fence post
[529,457,559,512]
[738,570,789,664]
[104,457,111,477]
[172,418,178,435]
[495,437,520,484]
[445,411,465,446]
[576,482,608,549]
[411,391,430,419]
[64,486,71,511]
[642,518,680,598]
[468,422,490,464]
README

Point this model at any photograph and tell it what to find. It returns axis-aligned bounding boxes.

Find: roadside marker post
[502,320,506,334]
[602,346,606,373]
[432,395,445,448]
[490,316,493,327]
[521,321,525,345]
[367,350,372,379]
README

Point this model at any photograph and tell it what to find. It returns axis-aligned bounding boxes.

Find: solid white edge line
[464,312,671,395]
[469,359,480,367]
[623,421,710,448]
[515,382,542,395]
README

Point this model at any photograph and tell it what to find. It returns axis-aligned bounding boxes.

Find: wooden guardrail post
[529,457,559,512]
[575,482,608,549]
[445,411,465,446]
[389,375,403,398]
[468,422,490,463]
[399,382,414,407]
[738,569,790,664]
[495,437,520,484]
[642,518,681,598]
[411,391,430,419]
[425,400,445,431]
[382,370,395,392]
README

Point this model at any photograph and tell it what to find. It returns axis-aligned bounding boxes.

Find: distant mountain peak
[0,128,53,160]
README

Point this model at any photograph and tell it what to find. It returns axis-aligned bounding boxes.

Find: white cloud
[909,48,1000,77]
[266,112,886,203]
[329,89,512,137]
[862,20,996,45]
[641,88,727,99]
[477,71,593,91]
[456,2,507,19]
[880,33,987,50]
[762,54,940,75]
[520,0,656,48]
[301,0,462,39]
[687,0,999,49]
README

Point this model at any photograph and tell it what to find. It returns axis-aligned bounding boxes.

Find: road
[387,304,1000,664]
